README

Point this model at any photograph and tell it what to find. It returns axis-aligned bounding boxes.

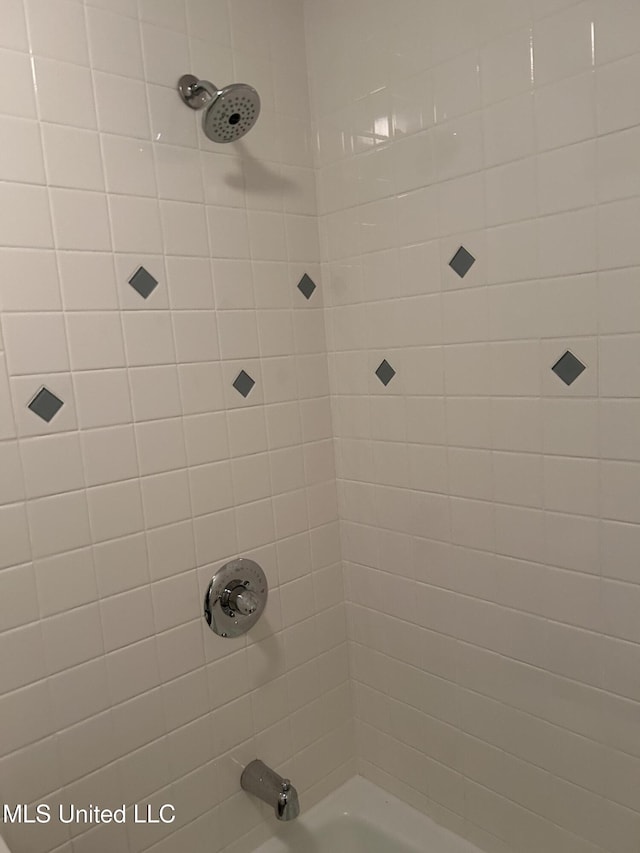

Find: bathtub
[252,776,482,853]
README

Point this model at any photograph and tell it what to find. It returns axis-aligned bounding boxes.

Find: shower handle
[178,74,219,110]
[224,582,259,616]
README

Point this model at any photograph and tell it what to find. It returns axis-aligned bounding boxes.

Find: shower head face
[203,83,261,143]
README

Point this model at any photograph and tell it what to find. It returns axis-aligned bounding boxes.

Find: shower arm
[178,75,219,110]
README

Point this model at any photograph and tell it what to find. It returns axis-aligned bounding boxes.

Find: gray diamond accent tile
[233,370,255,398]
[375,359,396,386]
[129,266,158,299]
[449,246,476,278]
[297,273,317,300]
[28,386,64,422]
[552,350,586,386]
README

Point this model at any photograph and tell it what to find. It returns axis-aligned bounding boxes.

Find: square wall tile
[66,312,126,371]
[108,196,162,254]
[135,418,187,476]
[3,314,69,376]
[598,197,640,271]
[141,469,191,529]
[485,158,537,227]
[28,490,91,559]
[232,369,256,398]
[148,82,197,148]
[58,252,117,311]
[156,144,204,204]
[82,425,139,486]
[537,140,596,215]
[21,432,84,498]
[26,0,89,65]
[172,311,219,363]
[122,312,176,367]
[94,533,149,598]
[146,520,194,583]
[28,386,64,423]
[201,150,245,207]
[481,26,533,106]
[86,5,144,79]
[449,246,476,278]
[12,373,77,437]
[94,72,149,138]
[533,2,595,87]
[535,71,595,152]
[160,200,209,257]
[73,369,132,429]
[538,207,597,278]
[141,22,190,88]
[551,351,586,387]
[217,311,260,360]
[166,257,213,309]
[128,267,159,301]
[375,359,396,387]
[179,362,225,415]
[102,136,156,197]
[0,183,53,249]
[50,189,111,252]
[0,249,61,313]
[483,92,535,166]
[298,273,317,300]
[34,58,96,129]
[116,256,167,310]
[100,586,155,653]
[42,124,104,192]
[129,365,182,422]
[542,338,598,396]
[87,480,144,543]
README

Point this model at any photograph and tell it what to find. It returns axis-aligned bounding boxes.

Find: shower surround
[0,1,640,853]
[0,1,351,852]
[306,0,640,852]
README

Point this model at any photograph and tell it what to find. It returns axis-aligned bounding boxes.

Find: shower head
[178,74,260,143]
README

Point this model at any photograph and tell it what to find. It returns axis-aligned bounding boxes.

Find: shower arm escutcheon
[178,74,218,110]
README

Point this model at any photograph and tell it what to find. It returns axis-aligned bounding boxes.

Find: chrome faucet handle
[278,779,291,804]
[277,780,293,819]
[228,584,259,616]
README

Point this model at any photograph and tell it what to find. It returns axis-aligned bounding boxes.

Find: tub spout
[241,759,300,821]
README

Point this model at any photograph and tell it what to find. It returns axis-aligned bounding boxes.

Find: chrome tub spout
[241,759,300,821]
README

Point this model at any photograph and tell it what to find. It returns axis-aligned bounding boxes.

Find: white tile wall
[307,0,640,851]
[0,2,353,853]
[4,1,640,851]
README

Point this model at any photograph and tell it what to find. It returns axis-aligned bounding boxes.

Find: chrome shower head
[178,74,261,143]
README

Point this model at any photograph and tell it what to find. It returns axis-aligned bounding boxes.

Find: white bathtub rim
[254,774,483,853]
